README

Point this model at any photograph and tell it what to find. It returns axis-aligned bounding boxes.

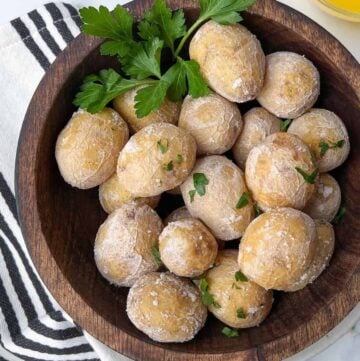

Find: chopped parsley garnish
[188,173,209,202]
[151,246,162,267]
[254,204,263,217]
[199,278,220,308]
[280,119,292,132]
[236,192,250,209]
[235,271,248,282]
[157,139,168,154]
[163,161,173,171]
[295,167,318,184]
[222,327,239,338]
[319,139,345,157]
[332,206,346,225]
[236,308,246,319]
[176,154,183,164]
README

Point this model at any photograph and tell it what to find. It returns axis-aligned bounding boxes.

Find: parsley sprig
[74,0,255,117]
[222,327,239,337]
[189,173,209,202]
[151,246,162,267]
[236,192,250,209]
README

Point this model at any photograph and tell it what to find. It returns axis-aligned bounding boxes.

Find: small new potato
[303,173,341,222]
[94,203,163,287]
[181,155,254,241]
[113,86,181,133]
[127,272,207,343]
[159,218,218,277]
[205,250,273,328]
[117,123,197,197]
[257,52,320,118]
[99,173,160,214]
[189,20,265,103]
[55,108,129,189]
[246,132,316,210]
[164,206,192,226]
[232,107,280,169]
[238,208,317,291]
[287,109,350,172]
[287,220,335,292]
[179,94,242,155]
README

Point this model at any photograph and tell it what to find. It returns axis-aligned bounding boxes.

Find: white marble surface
[2,0,360,360]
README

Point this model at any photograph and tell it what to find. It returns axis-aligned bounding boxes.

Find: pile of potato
[55,20,349,343]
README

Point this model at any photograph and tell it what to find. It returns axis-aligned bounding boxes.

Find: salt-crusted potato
[56,108,129,189]
[287,109,350,172]
[164,206,192,226]
[303,173,341,222]
[117,123,197,197]
[159,218,218,277]
[205,250,273,328]
[238,208,317,291]
[287,220,335,292]
[127,272,207,342]
[99,174,160,214]
[178,94,242,155]
[246,132,316,210]
[113,86,180,134]
[181,155,254,241]
[94,203,163,287]
[189,20,265,103]
[257,52,320,118]
[232,107,280,169]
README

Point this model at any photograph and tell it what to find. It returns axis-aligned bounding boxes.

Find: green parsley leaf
[280,119,292,132]
[189,190,196,203]
[123,38,163,80]
[222,327,239,338]
[236,308,246,319]
[134,80,169,117]
[236,192,250,209]
[80,5,134,41]
[319,139,345,157]
[151,246,162,267]
[254,204,263,217]
[235,271,248,282]
[193,173,209,196]
[332,206,346,225]
[157,139,169,154]
[176,154,184,164]
[199,0,256,25]
[163,61,188,101]
[295,167,318,185]
[199,279,220,307]
[73,69,147,113]
[138,0,186,54]
[181,60,210,98]
[163,161,173,171]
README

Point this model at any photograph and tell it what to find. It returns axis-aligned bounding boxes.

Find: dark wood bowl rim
[15,0,360,360]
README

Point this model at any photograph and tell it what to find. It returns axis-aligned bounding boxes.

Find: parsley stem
[175,18,204,57]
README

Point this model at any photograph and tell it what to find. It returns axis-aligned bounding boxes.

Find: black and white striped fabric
[0,3,101,360]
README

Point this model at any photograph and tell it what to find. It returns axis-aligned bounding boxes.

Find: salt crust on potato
[117,123,197,197]
[189,20,265,103]
[56,108,129,189]
[127,272,207,342]
[181,155,254,241]
[205,250,273,328]
[238,208,317,291]
[94,203,163,287]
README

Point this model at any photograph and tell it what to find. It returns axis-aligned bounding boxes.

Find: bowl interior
[34,7,360,355]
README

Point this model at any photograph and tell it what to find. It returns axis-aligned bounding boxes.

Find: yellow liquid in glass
[326,0,360,13]
[314,0,360,21]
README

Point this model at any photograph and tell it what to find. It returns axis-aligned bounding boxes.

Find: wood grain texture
[15,0,360,360]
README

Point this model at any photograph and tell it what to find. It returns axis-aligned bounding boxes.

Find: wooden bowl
[16,0,360,360]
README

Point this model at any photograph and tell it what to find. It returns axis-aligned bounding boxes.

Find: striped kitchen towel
[0,3,106,360]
